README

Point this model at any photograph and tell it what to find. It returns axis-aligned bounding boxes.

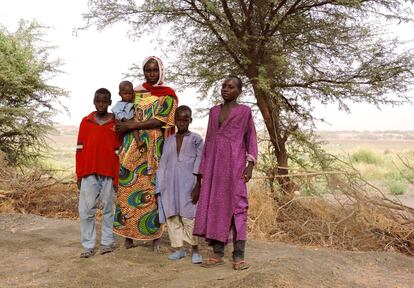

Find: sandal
[100,246,114,255]
[200,257,225,268]
[80,250,95,258]
[233,260,250,270]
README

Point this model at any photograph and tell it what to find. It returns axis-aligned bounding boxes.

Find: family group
[75,56,258,271]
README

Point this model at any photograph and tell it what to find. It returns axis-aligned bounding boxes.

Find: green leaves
[84,1,414,188]
[0,21,67,166]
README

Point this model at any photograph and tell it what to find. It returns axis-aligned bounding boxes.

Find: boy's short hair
[175,105,192,117]
[95,88,111,99]
[227,75,243,90]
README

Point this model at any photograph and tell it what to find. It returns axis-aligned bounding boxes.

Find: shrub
[387,181,407,195]
[351,149,382,164]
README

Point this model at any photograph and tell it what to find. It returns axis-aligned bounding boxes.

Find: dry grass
[247,181,279,240]
[1,145,414,257]
[248,172,414,256]
[0,152,78,218]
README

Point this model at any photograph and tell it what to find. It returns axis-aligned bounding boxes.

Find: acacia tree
[0,21,67,166]
[85,0,414,195]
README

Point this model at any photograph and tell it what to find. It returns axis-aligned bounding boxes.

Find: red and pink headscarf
[135,56,178,102]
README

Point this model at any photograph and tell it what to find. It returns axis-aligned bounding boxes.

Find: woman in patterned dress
[114,56,178,250]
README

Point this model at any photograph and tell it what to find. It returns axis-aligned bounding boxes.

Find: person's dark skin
[175,109,192,155]
[115,61,163,134]
[174,109,202,204]
[77,93,113,190]
[143,60,160,86]
[118,81,145,148]
[119,81,134,103]
[119,60,163,251]
[219,78,254,183]
[173,108,201,256]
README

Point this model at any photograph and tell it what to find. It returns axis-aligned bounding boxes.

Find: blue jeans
[78,174,115,251]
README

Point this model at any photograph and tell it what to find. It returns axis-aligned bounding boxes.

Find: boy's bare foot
[124,238,134,249]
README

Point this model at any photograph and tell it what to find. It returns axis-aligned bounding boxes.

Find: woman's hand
[116,119,163,134]
[243,161,254,183]
[116,119,137,134]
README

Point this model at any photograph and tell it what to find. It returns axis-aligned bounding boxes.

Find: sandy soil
[1,214,414,288]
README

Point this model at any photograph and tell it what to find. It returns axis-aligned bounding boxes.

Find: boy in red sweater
[76,88,119,258]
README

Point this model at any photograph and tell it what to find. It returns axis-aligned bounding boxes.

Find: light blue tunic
[156,132,203,223]
[111,101,135,120]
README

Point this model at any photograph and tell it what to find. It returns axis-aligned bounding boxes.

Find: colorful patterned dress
[113,93,177,240]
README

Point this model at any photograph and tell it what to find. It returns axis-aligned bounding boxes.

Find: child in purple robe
[157,105,204,264]
[193,76,258,270]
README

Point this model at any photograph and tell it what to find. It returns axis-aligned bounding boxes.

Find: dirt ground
[1,214,414,288]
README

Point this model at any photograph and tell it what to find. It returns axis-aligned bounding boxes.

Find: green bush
[387,181,407,195]
[351,149,382,164]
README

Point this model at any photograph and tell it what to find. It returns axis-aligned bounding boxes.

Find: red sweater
[76,112,120,186]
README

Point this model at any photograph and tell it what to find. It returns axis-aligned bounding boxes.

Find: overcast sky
[1,0,413,131]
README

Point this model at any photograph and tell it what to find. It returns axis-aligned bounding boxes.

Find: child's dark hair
[95,88,111,99]
[119,81,133,89]
[227,75,243,90]
[175,105,192,117]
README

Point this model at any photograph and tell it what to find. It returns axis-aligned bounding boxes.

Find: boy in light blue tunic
[157,105,203,264]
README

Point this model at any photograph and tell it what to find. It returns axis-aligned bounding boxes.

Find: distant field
[45,126,78,172]
[319,131,414,153]
[45,125,205,171]
[47,126,414,168]
[46,126,414,202]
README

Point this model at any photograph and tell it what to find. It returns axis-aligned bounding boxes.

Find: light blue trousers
[78,174,115,251]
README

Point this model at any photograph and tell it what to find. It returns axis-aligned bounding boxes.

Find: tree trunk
[251,81,295,198]
[274,137,295,196]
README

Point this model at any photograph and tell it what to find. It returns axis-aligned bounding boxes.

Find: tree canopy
[84,0,414,194]
[0,21,67,166]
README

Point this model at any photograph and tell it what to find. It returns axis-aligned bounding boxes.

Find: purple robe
[193,104,258,243]
[156,132,204,223]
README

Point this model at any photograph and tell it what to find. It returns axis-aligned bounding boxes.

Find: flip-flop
[191,252,203,264]
[200,257,225,268]
[80,250,95,258]
[233,260,250,270]
[168,250,187,260]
